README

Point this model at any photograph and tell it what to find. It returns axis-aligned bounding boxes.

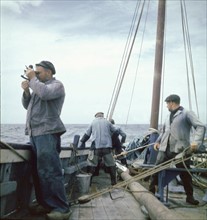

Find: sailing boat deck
[3,167,207,220]
[3,169,148,220]
[71,190,147,220]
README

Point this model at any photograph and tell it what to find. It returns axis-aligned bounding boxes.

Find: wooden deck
[3,169,148,220]
[2,168,207,220]
[71,190,148,220]
[69,169,148,220]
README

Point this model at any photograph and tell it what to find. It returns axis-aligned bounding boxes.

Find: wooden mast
[150,0,166,129]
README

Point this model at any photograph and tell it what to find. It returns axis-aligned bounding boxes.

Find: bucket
[76,173,92,194]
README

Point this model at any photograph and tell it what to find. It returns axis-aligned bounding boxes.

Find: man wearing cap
[21,61,71,220]
[80,112,117,185]
[149,94,206,205]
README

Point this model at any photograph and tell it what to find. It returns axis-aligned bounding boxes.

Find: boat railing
[0,141,90,218]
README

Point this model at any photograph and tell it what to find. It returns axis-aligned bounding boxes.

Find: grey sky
[1,0,207,125]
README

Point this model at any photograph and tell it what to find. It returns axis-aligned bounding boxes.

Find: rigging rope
[107,0,146,121]
[180,0,199,117]
[107,0,201,125]
[160,0,200,125]
[78,151,198,203]
[106,1,141,121]
[159,1,168,126]
[125,0,150,126]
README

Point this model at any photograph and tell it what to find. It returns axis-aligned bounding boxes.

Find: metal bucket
[76,173,92,194]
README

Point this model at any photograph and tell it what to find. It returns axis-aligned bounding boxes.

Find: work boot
[46,210,72,220]
[29,203,50,215]
[93,164,100,176]
[149,182,156,194]
[149,175,158,194]
[121,158,128,167]
[87,166,95,175]
[186,196,199,205]
[87,166,95,186]
[109,166,117,185]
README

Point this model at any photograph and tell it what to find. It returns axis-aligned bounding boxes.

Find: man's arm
[21,80,31,109]
[119,128,126,143]
[187,111,206,150]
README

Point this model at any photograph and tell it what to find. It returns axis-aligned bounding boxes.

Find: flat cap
[36,61,56,75]
[94,112,104,118]
[165,94,180,104]
[109,119,115,124]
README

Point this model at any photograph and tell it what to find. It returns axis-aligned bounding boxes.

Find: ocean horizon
[1,123,151,147]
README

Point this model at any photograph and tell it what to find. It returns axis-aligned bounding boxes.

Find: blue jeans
[30,134,69,213]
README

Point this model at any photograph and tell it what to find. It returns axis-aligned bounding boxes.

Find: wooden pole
[121,171,186,220]
[150,0,166,129]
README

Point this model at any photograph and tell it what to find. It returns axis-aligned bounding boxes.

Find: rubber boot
[87,166,95,186]
[149,174,157,194]
[93,163,100,176]
[108,166,117,185]
[120,158,128,167]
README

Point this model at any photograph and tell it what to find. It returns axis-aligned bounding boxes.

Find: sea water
[0,124,150,147]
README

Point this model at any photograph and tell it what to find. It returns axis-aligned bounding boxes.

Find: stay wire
[180,0,192,111]
[160,0,168,126]
[125,0,150,126]
[182,0,199,117]
[180,0,199,117]
[107,0,146,120]
[106,0,141,119]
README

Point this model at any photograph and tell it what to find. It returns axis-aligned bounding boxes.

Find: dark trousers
[149,147,193,197]
[30,134,69,212]
[88,148,117,185]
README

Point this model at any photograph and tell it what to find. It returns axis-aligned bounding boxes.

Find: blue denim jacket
[22,77,66,136]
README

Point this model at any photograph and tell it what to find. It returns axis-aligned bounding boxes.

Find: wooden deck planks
[2,168,207,220]
[69,189,148,220]
[77,204,94,219]
[67,169,148,220]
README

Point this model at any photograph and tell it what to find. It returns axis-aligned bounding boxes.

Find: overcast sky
[1,0,206,125]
